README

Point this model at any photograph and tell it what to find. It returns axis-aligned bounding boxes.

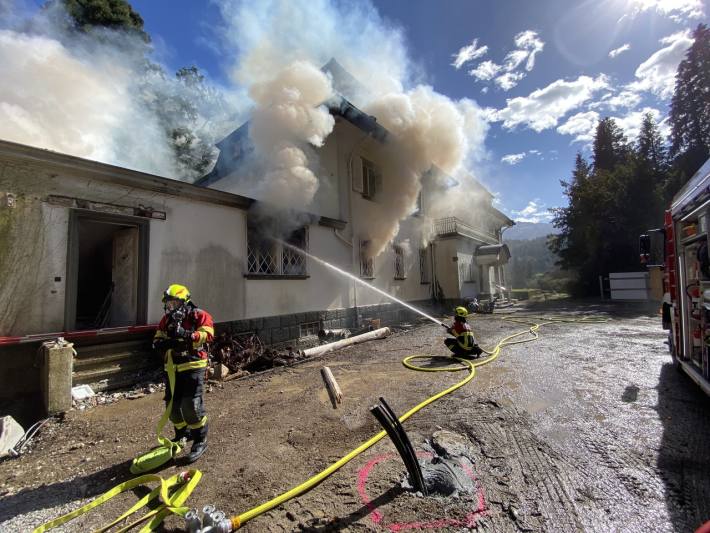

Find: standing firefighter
[444,306,483,358]
[152,284,214,463]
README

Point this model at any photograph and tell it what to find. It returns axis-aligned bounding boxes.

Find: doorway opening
[67,212,148,331]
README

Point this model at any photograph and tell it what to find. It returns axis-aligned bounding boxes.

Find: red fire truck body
[654,158,710,395]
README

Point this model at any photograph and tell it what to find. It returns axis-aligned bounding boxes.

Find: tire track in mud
[441,398,583,532]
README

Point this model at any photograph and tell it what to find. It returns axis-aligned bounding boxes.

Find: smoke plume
[218,0,491,255]
[0,0,492,253]
[245,61,334,207]
[0,1,242,179]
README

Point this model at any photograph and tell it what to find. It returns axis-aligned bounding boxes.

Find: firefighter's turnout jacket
[449,320,475,351]
[153,305,214,435]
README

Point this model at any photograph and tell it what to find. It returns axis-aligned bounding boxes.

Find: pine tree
[592,117,629,172]
[637,112,667,177]
[549,153,600,295]
[670,23,710,178]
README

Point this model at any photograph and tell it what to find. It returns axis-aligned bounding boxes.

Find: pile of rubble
[71,380,165,411]
[210,332,309,381]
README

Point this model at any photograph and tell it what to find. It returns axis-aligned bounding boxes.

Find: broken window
[360,240,374,278]
[419,248,430,283]
[282,228,307,275]
[394,245,406,279]
[361,158,382,200]
[247,224,308,276]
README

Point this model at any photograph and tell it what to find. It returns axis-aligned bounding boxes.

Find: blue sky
[10,0,707,222]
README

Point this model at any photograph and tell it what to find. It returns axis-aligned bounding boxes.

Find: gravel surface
[1,300,709,532]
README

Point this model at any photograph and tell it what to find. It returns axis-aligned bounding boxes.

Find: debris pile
[71,381,164,411]
[211,333,308,378]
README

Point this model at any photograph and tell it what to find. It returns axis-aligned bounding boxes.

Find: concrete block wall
[218,300,435,349]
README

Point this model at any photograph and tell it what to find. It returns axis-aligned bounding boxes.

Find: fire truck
[641,158,710,396]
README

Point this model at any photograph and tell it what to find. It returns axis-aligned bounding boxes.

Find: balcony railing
[434,217,497,244]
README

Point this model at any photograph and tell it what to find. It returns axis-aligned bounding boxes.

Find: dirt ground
[2,300,710,532]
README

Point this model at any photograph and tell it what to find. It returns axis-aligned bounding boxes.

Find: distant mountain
[503,221,559,241]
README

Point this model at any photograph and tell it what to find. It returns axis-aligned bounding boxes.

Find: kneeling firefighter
[152,284,214,463]
[444,306,483,358]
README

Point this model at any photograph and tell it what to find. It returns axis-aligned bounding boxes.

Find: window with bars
[299,321,320,337]
[393,245,406,279]
[247,226,308,276]
[419,248,430,283]
[360,240,374,278]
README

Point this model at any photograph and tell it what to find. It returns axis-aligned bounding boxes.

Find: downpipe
[302,326,391,357]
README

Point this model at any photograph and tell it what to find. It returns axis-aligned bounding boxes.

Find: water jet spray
[276,239,447,328]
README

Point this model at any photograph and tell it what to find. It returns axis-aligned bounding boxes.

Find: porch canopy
[475,244,511,266]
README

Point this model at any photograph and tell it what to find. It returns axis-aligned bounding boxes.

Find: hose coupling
[185,509,202,532]
[183,506,233,532]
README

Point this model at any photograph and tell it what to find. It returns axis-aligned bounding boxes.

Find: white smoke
[218,0,410,104]
[246,61,334,207]
[361,87,490,255]
[218,0,491,255]
[0,2,243,179]
[0,0,492,251]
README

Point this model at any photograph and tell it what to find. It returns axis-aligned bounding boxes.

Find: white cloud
[451,38,488,69]
[466,30,544,91]
[612,106,669,140]
[628,0,705,22]
[504,49,529,71]
[469,60,501,81]
[627,30,694,98]
[609,43,631,58]
[495,71,525,91]
[490,74,609,131]
[481,86,489,94]
[514,30,545,71]
[589,90,642,111]
[603,90,642,110]
[501,152,526,165]
[557,110,600,143]
[511,200,552,223]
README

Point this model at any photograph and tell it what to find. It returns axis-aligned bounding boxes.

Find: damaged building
[0,61,512,415]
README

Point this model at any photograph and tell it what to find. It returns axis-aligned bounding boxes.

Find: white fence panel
[609,272,650,300]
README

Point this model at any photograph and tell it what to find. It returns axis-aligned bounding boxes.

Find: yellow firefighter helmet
[162,284,191,303]
[455,306,468,318]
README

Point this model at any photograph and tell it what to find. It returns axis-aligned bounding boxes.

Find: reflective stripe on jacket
[451,321,475,350]
[154,307,215,368]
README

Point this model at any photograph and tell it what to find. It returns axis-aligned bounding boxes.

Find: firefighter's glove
[446,327,453,335]
[174,324,194,340]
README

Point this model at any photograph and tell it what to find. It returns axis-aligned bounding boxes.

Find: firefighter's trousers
[444,338,481,358]
[164,369,207,439]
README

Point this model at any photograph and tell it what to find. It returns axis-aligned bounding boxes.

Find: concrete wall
[148,197,246,323]
[0,154,249,336]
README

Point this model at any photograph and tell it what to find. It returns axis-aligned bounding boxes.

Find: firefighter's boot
[187,425,208,463]
[172,426,189,444]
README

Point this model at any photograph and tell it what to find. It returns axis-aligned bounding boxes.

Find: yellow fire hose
[33,313,605,532]
[227,313,607,530]
[32,469,202,533]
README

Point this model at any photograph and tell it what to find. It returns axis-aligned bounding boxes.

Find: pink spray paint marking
[356,451,487,531]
